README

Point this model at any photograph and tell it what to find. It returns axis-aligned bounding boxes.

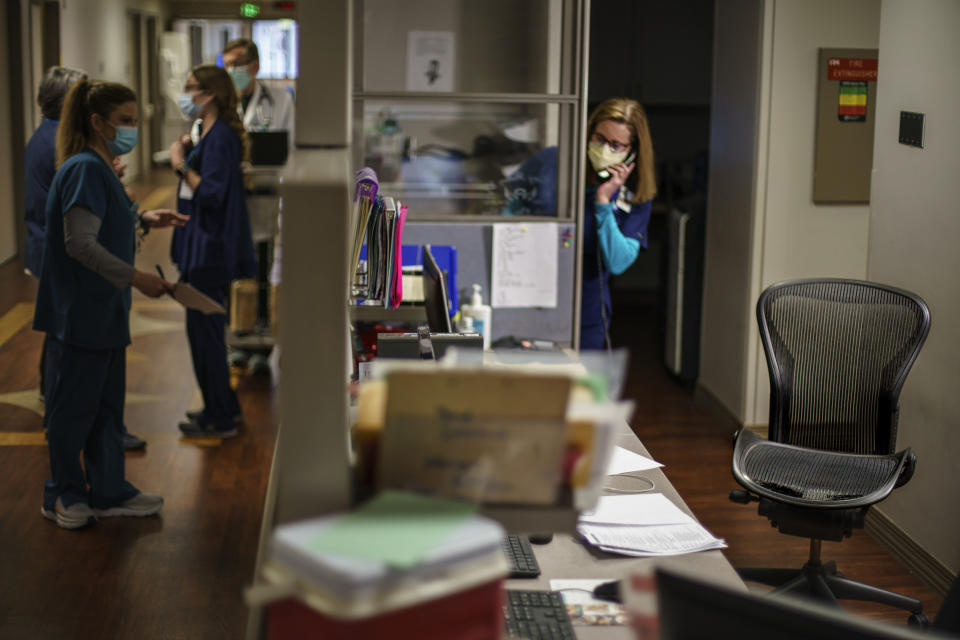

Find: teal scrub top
[33,148,136,349]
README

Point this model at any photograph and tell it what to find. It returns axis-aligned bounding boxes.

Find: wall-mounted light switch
[899,111,924,148]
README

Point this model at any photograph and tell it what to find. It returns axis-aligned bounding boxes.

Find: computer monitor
[655,570,937,640]
[422,245,453,333]
[248,130,289,166]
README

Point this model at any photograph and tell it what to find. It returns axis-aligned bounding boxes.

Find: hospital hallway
[0,170,943,638]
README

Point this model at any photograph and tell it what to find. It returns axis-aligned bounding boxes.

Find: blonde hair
[587,98,657,203]
[56,80,136,167]
[192,64,250,163]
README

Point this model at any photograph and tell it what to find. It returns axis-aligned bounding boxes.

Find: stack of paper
[577,494,726,557]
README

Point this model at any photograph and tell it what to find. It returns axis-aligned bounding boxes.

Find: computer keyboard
[503,589,576,639]
[501,535,541,578]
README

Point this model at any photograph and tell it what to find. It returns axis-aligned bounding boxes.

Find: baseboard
[866,507,957,597]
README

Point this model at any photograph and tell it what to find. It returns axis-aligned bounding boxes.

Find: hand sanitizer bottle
[461,284,492,349]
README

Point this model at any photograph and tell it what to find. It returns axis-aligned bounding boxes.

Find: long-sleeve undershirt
[594,201,641,275]
[63,205,136,289]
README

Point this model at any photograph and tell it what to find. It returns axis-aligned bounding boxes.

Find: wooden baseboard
[866,507,957,597]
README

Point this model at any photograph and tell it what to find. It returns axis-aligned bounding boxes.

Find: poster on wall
[813,48,879,203]
[406,31,455,92]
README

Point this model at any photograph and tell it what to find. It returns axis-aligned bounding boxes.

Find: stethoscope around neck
[246,83,274,130]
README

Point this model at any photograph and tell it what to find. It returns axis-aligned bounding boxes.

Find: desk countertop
[505,424,746,639]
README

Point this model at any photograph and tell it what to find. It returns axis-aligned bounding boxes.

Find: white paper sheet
[173,283,226,315]
[491,223,558,308]
[579,493,694,527]
[604,446,663,476]
[577,522,726,557]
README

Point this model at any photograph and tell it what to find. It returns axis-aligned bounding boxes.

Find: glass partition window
[358,0,566,95]
[355,102,575,218]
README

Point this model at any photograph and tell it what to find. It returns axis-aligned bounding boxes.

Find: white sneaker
[41,498,96,529]
[93,492,163,518]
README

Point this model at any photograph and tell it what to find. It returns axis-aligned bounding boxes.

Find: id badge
[179,180,194,200]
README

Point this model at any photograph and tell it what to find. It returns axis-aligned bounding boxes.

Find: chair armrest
[895,448,917,488]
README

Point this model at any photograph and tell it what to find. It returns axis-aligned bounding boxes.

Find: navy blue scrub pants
[579,278,611,351]
[43,337,138,509]
[185,283,241,431]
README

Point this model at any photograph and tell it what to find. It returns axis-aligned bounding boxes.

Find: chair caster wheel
[907,613,929,628]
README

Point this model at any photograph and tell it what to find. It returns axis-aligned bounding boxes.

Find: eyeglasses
[183,84,202,92]
[590,132,631,153]
[224,60,250,69]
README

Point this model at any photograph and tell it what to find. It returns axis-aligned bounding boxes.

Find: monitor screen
[422,245,452,333]
[655,570,932,640]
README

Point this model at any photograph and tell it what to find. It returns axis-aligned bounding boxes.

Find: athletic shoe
[184,410,243,425]
[41,498,96,530]
[123,431,147,451]
[93,492,163,518]
[178,419,238,439]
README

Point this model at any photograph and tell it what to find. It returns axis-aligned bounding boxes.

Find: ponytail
[55,79,137,167]
[56,80,93,167]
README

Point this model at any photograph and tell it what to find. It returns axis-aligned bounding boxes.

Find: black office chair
[729,279,931,625]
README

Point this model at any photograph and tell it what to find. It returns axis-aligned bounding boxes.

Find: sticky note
[308,491,478,569]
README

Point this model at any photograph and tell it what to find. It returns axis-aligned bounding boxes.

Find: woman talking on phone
[503,97,656,349]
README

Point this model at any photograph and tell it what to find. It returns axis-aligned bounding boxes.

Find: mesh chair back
[758,279,929,455]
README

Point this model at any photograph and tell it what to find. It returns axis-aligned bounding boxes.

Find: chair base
[738,560,923,616]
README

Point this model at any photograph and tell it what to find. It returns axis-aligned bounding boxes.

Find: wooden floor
[0,169,942,638]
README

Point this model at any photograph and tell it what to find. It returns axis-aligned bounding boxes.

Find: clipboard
[172,282,226,315]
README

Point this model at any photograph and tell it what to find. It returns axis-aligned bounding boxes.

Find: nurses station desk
[251,417,746,639]
[503,421,746,639]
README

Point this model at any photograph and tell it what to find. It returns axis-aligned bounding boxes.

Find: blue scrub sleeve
[192,129,235,211]
[59,160,110,221]
[594,202,641,275]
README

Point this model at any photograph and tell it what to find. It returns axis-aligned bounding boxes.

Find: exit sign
[240,3,260,18]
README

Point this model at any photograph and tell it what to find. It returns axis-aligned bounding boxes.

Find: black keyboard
[501,535,541,578]
[503,589,576,639]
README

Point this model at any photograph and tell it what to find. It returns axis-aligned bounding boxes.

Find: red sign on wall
[827,58,878,81]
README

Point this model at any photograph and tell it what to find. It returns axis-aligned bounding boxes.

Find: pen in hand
[156,265,175,296]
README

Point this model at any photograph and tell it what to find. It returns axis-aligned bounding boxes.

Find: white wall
[0,8,19,265]
[701,0,881,424]
[746,0,881,424]
[699,0,766,422]
[867,0,960,575]
[59,0,166,180]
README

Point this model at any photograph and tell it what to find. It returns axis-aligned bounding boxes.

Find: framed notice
[813,48,879,203]
[406,31,455,92]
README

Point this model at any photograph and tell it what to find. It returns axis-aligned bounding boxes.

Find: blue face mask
[228,66,251,92]
[105,122,138,156]
[178,92,202,118]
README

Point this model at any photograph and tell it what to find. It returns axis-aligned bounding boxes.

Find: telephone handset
[596,150,636,180]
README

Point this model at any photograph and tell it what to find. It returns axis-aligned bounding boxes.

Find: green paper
[308,491,478,569]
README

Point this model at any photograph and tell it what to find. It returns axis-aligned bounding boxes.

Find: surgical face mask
[104,121,138,156]
[178,92,202,118]
[587,141,629,173]
[228,66,252,92]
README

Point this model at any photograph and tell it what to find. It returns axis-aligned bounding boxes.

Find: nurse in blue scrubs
[24,66,86,420]
[33,80,188,529]
[25,67,150,452]
[503,98,657,349]
[168,65,256,438]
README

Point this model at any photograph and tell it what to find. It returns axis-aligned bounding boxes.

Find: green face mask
[228,66,251,92]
